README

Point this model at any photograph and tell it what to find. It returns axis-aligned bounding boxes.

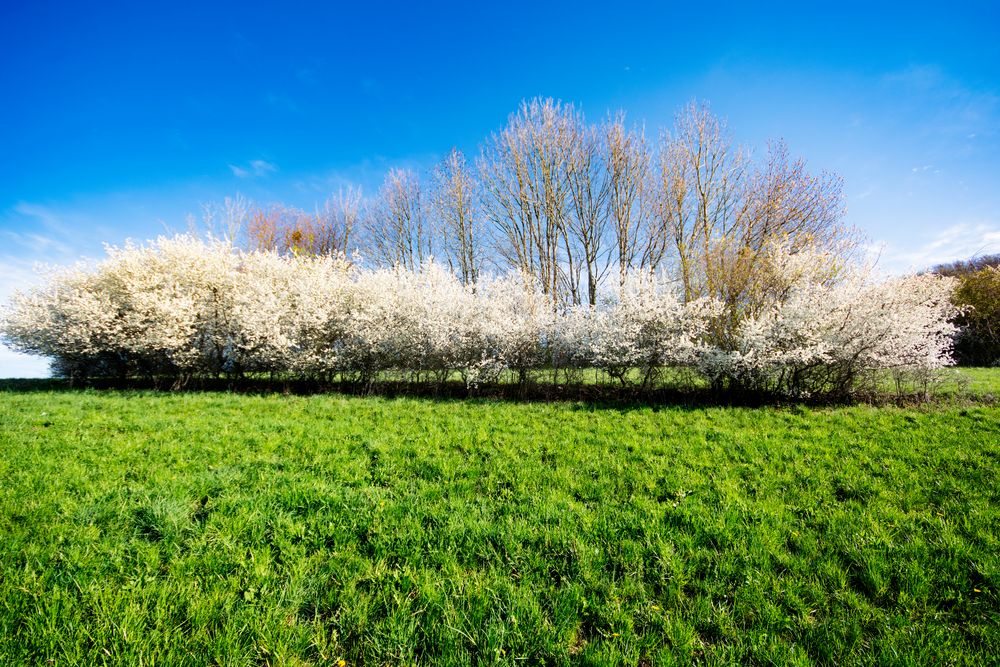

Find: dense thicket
[933,254,1000,277]
[2,236,957,398]
[933,257,1000,366]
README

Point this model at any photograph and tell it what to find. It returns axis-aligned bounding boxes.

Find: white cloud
[229,159,277,178]
[249,159,277,175]
[0,202,113,380]
[0,229,73,256]
[869,220,1000,275]
[0,202,105,307]
[0,256,44,301]
[14,201,65,227]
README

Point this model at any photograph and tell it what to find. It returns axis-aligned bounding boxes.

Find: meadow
[0,374,998,665]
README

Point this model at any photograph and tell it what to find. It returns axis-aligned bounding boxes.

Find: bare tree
[719,139,848,315]
[244,192,359,258]
[648,128,691,289]
[200,194,252,245]
[566,119,611,305]
[650,101,851,329]
[478,97,575,306]
[432,148,481,285]
[364,168,430,270]
[653,102,750,302]
[319,185,363,258]
[242,98,851,322]
[246,206,282,253]
[741,140,846,254]
[603,113,650,293]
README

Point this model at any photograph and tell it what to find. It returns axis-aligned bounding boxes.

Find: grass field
[939,367,1000,396]
[1,381,998,665]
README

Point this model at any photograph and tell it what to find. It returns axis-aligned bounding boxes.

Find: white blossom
[0,235,958,396]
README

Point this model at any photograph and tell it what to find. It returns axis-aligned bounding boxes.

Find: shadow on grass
[0,376,987,410]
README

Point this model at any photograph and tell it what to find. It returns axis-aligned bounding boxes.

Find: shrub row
[2,236,958,397]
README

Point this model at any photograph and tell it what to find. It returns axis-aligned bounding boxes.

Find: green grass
[945,367,1000,396]
[0,386,998,665]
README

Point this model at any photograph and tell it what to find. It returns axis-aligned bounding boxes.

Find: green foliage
[953,267,1000,366]
[0,386,998,665]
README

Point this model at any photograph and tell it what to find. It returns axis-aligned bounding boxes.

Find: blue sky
[2,0,999,376]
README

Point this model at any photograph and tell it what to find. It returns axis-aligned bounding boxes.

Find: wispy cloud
[0,197,163,320]
[14,201,63,227]
[0,229,73,256]
[0,255,44,300]
[883,64,999,146]
[0,203,90,279]
[229,159,278,179]
[869,220,1000,275]
[250,159,276,174]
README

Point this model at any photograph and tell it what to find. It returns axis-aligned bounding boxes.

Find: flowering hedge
[2,236,959,397]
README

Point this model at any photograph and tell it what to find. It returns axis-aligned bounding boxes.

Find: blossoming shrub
[554,279,723,388]
[1,235,958,397]
[696,248,960,396]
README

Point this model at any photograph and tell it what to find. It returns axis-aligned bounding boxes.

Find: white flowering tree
[1,235,959,398]
[695,246,959,396]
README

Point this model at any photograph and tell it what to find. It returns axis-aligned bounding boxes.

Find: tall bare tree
[432,149,481,286]
[244,98,851,320]
[320,185,363,258]
[478,97,575,306]
[650,101,851,330]
[652,102,750,302]
[364,168,430,270]
[718,139,847,315]
[603,113,650,293]
[246,206,281,253]
[198,194,252,245]
[566,119,611,305]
